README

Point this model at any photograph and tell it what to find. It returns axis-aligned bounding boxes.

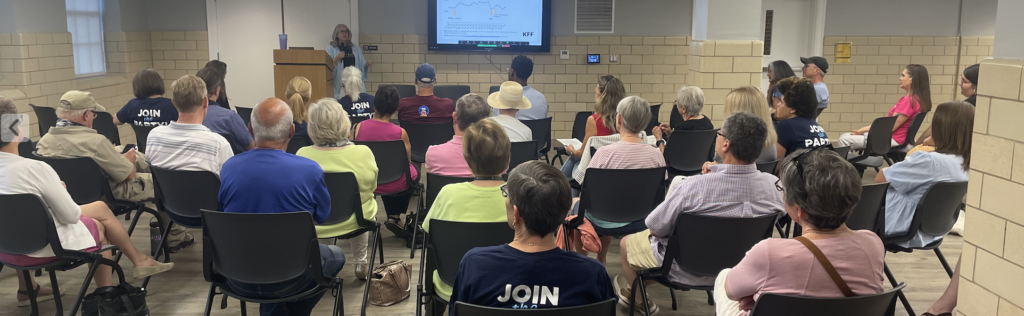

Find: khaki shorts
[624,229,659,270]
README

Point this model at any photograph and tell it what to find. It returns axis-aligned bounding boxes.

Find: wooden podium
[273,49,335,102]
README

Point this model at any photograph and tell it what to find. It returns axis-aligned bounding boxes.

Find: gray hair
[615,96,651,135]
[307,98,351,146]
[455,93,492,131]
[779,148,862,230]
[56,108,88,120]
[341,66,363,102]
[675,85,705,116]
[415,81,436,90]
[252,100,294,143]
[721,112,767,163]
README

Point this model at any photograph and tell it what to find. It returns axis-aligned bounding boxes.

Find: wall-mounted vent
[763,10,774,55]
[575,0,615,33]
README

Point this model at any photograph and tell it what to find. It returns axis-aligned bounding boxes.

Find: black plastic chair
[569,168,666,244]
[416,220,515,316]
[521,117,552,163]
[201,211,344,316]
[286,137,312,154]
[747,283,906,316]
[318,172,384,316]
[814,107,826,119]
[0,194,126,316]
[645,103,662,135]
[93,112,121,145]
[217,132,245,154]
[30,104,58,138]
[401,121,455,163]
[355,140,424,258]
[236,107,252,127]
[509,141,539,172]
[453,298,617,316]
[414,173,474,259]
[382,84,417,99]
[881,181,967,316]
[663,129,718,177]
[845,183,889,235]
[669,106,683,130]
[630,213,777,315]
[130,124,156,153]
[488,85,500,94]
[846,116,897,174]
[887,112,928,163]
[150,167,219,228]
[756,160,778,174]
[552,111,592,166]
[18,138,36,158]
[832,146,851,160]
[434,85,471,102]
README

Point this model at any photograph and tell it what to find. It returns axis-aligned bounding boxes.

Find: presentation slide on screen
[436,0,544,47]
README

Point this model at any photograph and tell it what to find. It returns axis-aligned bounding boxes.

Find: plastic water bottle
[150,221,162,257]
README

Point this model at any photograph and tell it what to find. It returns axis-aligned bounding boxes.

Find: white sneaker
[613,275,659,315]
[355,263,368,281]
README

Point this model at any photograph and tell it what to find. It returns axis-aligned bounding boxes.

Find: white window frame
[66,0,107,78]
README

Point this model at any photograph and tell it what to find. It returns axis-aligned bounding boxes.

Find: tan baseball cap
[487,81,532,110]
[58,90,106,112]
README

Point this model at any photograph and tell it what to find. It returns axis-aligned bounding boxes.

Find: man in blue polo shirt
[197,67,253,151]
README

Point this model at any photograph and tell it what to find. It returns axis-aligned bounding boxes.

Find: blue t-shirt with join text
[775,116,831,156]
[116,97,178,126]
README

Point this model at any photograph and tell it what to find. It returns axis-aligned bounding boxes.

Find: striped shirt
[571,132,656,184]
[146,122,234,176]
[646,163,784,286]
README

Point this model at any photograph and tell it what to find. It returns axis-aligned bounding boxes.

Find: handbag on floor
[367,260,412,306]
[81,283,150,316]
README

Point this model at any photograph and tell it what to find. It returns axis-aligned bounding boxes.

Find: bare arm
[401,129,413,164]
[112,116,123,125]
[775,143,787,161]
[573,117,598,158]
[891,114,910,133]
[915,126,932,145]
[875,167,888,183]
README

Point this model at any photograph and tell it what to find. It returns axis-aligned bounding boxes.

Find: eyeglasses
[777,145,834,193]
[500,184,508,197]
[716,131,727,139]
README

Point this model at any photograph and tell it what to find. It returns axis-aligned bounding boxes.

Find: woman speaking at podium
[328,24,373,99]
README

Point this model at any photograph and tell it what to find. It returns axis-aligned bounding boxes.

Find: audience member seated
[423,118,511,304]
[766,60,797,108]
[449,161,615,312]
[616,112,783,314]
[707,86,778,168]
[352,86,418,238]
[0,97,173,304]
[561,75,625,180]
[197,67,253,151]
[218,97,344,316]
[113,68,178,126]
[397,63,455,124]
[425,93,493,178]
[657,85,713,134]
[285,76,313,141]
[916,63,979,147]
[494,55,548,120]
[338,66,375,122]
[773,77,830,158]
[204,60,232,110]
[800,56,830,110]
[297,98,377,281]
[488,81,534,142]
[146,75,233,176]
[570,96,665,264]
[838,64,931,150]
[715,147,884,316]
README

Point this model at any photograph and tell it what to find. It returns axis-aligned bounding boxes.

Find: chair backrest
[427,220,514,285]
[663,129,718,173]
[402,121,455,162]
[0,194,57,257]
[748,283,906,316]
[217,132,245,154]
[349,115,370,127]
[454,299,617,316]
[570,112,593,140]
[488,85,500,94]
[425,173,474,210]
[354,140,413,185]
[18,139,36,158]
[814,107,826,119]
[756,160,778,174]
[151,166,221,225]
[30,104,58,138]
[509,141,539,171]
[832,146,851,159]
[202,211,322,284]
[31,154,112,205]
[845,183,888,234]
[899,111,928,147]
[130,124,156,153]
[908,181,969,237]
[521,117,552,156]
[669,106,683,129]
[645,103,662,135]
[381,84,417,99]
[863,116,898,156]
[286,137,310,154]
[434,85,472,102]
[665,213,777,276]
[93,112,121,145]
[322,172,366,227]
[581,168,666,223]
[236,107,253,127]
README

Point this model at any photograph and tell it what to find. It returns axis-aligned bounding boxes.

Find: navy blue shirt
[116,97,178,126]
[775,117,830,156]
[218,149,331,223]
[449,245,615,314]
[203,100,252,151]
[339,93,375,122]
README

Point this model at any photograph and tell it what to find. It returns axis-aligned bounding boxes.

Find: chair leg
[221,290,230,309]
[706,290,715,306]
[68,259,103,316]
[410,211,421,259]
[204,284,217,316]
[336,280,345,316]
[35,269,42,277]
[669,289,677,310]
[48,269,65,316]
[638,276,652,316]
[22,270,40,316]
[240,301,248,316]
[884,263,915,316]
[628,276,639,316]
[935,248,954,278]
[362,227,380,316]
[378,226,385,265]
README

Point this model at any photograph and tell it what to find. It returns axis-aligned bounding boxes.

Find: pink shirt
[425,135,473,178]
[354,119,418,193]
[726,230,885,316]
[888,95,922,144]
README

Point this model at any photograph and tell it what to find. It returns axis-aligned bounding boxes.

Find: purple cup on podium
[279,34,288,50]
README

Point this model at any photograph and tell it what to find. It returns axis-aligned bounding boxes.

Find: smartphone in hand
[121,144,136,154]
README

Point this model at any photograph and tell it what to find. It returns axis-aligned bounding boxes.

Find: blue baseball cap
[415,63,436,83]
[772,86,783,100]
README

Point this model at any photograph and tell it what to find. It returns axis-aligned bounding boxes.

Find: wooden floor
[0,168,961,316]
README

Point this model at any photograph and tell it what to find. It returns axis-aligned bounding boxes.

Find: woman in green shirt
[296,98,378,281]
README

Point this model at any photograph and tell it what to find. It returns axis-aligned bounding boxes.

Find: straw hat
[487,81,532,110]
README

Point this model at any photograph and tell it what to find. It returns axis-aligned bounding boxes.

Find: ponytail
[341,66,363,102]
[285,76,312,123]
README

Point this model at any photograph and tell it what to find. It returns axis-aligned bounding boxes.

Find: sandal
[385,217,410,238]
[922,313,952,316]
[17,284,57,307]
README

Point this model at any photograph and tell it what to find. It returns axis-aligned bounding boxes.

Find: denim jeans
[560,156,581,197]
[227,244,346,316]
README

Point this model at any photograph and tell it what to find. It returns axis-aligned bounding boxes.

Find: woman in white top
[327,24,372,99]
[0,98,173,305]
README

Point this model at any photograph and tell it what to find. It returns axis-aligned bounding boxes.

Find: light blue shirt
[491,85,549,120]
[814,82,829,109]
[883,151,968,248]
[326,44,367,99]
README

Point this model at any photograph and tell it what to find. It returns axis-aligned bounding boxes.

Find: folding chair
[401,121,455,163]
[355,140,424,258]
[520,117,552,163]
[413,173,474,259]
[748,283,905,316]
[236,107,253,127]
[93,112,121,145]
[846,116,897,175]
[150,166,220,289]
[434,85,471,102]
[509,141,539,172]
[130,124,156,153]
[453,299,617,316]
[381,84,417,99]
[567,168,666,249]
[287,137,312,154]
[756,160,778,174]
[30,104,58,138]
[0,194,127,316]
[217,132,245,154]
[416,220,514,316]
[552,111,592,166]
[201,211,345,316]
[318,172,385,316]
[663,129,718,177]
[645,103,662,135]
[886,112,928,163]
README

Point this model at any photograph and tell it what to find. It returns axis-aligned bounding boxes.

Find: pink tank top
[355,119,403,141]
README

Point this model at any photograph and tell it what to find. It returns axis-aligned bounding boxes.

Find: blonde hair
[596,75,625,134]
[725,86,778,151]
[170,75,207,113]
[285,76,312,123]
[341,66,363,102]
[307,98,352,146]
[463,118,511,176]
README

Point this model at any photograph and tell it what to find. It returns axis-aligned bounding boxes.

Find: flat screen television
[428,0,552,52]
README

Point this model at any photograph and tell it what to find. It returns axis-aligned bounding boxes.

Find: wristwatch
[655,139,666,147]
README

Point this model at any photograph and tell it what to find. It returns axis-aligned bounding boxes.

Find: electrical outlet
[610,54,618,62]
[560,50,570,60]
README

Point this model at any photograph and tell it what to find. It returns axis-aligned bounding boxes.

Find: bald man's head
[252,98,294,143]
